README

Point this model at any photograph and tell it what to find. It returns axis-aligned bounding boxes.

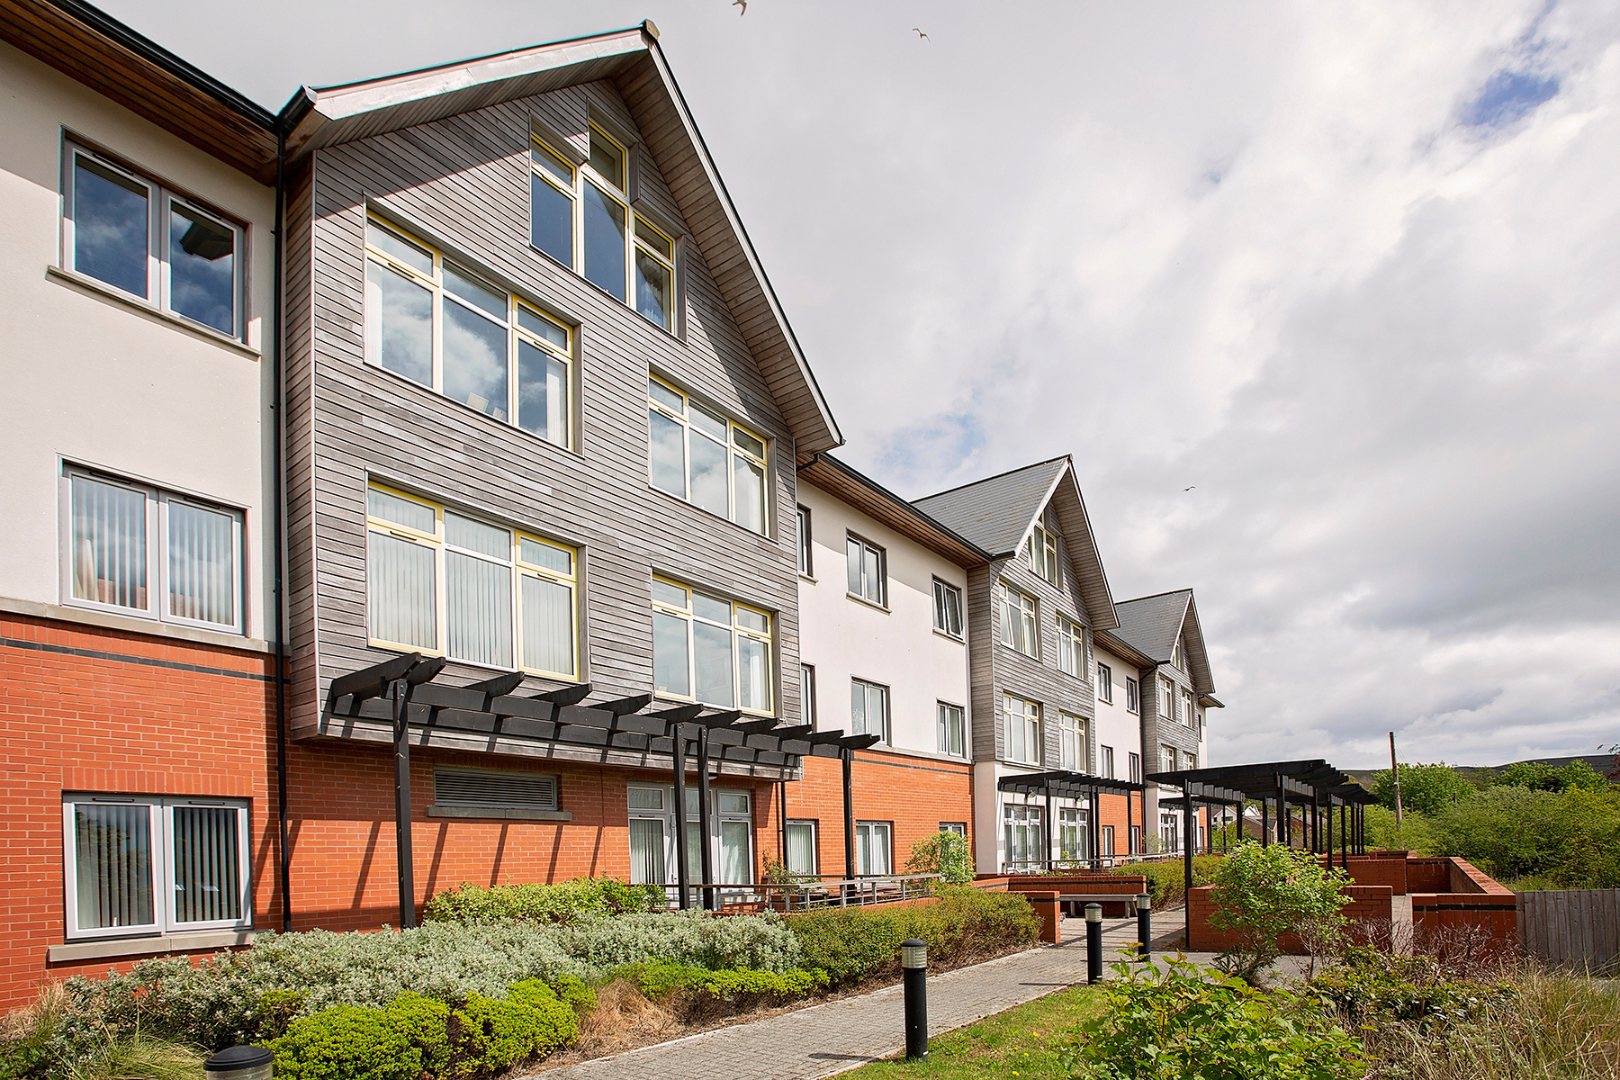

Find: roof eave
[801,455,989,567]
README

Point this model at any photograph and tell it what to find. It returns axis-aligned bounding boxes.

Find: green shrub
[1110,855,1221,909]
[548,973,595,1016]
[270,993,451,1080]
[611,963,829,1018]
[546,910,803,973]
[1310,947,1509,1029]
[788,886,1037,988]
[1208,842,1351,982]
[444,980,576,1079]
[1431,785,1620,888]
[1362,803,1437,854]
[1370,762,1477,816]
[904,830,973,885]
[423,878,666,925]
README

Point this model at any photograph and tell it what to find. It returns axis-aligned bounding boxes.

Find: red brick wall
[1187,884,1394,954]
[1410,857,1517,959]
[791,750,972,877]
[1407,858,1453,893]
[0,613,278,1010]
[1318,854,1409,895]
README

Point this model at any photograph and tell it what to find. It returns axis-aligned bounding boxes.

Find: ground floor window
[1057,806,1088,864]
[939,822,966,836]
[855,821,891,876]
[1101,824,1115,857]
[1159,810,1180,852]
[63,795,251,940]
[1003,803,1044,872]
[785,820,817,874]
[1129,824,1142,854]
[627,784,754,894]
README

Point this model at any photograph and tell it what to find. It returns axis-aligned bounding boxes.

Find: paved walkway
[536,911,1188,1080]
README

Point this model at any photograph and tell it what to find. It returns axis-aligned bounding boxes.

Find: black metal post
[1044,779,1054,870]
[672,723,690,910]
[901,939,928,1059]
[1086,903,1103,982]
[1181,784,1193,899]
[1261,796,1269,848]
[1340,802,1348,868]
[1325,795,1333,867]
[697,725,714,910]
[1136,892,1152,958]
[842,747,856,882]
[1091,787,1102,867]
[389,678,415,929]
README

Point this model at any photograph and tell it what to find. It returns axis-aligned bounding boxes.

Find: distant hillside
[1344,753,1617,790]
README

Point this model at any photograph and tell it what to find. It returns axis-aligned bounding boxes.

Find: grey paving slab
[534,910,1187,1080]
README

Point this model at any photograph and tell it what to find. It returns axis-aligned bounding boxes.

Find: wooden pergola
[323,654,881,925]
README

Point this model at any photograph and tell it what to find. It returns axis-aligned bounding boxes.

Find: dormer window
[1030,523,1060,586]
[531,126,677,332]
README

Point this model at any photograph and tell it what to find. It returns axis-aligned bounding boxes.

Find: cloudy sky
[102,0,1620,769]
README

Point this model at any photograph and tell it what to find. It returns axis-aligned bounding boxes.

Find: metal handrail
[656,873,943,912]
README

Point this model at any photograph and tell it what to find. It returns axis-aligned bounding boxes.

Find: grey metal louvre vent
[433,769,558,810]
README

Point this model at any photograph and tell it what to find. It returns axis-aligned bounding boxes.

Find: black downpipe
[271,128,292,933]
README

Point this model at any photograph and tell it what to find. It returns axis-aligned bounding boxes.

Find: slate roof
[913,457,1069,556]
[1111,590,1193,663]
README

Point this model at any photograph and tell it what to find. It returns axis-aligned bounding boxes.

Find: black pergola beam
[536,683,593,706]
[327,652,422,704]
[464,671,527,697]
[596,693,653,716]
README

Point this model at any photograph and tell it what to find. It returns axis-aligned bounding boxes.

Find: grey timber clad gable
[285,78,802,740]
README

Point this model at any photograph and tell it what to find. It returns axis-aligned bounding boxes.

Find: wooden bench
[1058,892,1139,918]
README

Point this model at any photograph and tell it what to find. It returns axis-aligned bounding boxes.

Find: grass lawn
[838,984,1104,1079]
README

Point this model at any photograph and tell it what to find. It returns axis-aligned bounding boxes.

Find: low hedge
[424,878,666,925]
[1113,855,1222,909]
[612,963,830,1020]
[270,979,578,1080]
[787,886,1038,988]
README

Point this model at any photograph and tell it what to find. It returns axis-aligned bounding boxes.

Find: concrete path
[535,910,1188,1080]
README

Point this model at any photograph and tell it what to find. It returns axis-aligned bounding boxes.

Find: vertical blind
[74,803,155,930]
[171,806,242,923]
[71,475,147,610]
[627,818,665,886]
[167,500,235,625]
[520,575,573,675]
[368,531,436,648]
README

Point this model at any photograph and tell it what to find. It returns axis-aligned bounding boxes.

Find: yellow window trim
[365,217,440,283]
[586,123,628,193]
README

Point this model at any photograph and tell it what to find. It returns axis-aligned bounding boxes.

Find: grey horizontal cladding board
[291,77,807,740]
[284,159,322,737]
[968,563,997,760]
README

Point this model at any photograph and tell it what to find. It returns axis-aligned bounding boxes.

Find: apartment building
[0,0,1227,1005]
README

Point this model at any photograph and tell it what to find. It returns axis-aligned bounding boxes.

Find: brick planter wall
[1318,854,1409,895]
[1002,874,1147,917]
[1187,884,1394,954]
[1411,857,1517,959]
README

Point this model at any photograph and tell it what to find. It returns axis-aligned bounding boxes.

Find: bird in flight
[913,27,930,40]
[733,0,747,14]
[1184,486,1196,492]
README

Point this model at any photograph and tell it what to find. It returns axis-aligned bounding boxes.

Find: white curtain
[628,819,666,886]
[721,821,751,885]
[786,822,815,874]
[171,806,241,924]
[74,803,154,930]
[521,575,573,675]
[368,531,435,648]
[168,501,235,625]
[72,475,147,610]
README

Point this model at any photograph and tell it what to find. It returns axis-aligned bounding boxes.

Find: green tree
[1208,842,1352,983]
[1494,760,1562,791]
[1369,762,1475,816]
[904,828,973,885]
[1557,759,1611,793]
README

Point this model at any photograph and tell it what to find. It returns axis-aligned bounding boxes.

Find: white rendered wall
[1092,644,1143,783]
[795,482,971,760]
[0,43,276,642]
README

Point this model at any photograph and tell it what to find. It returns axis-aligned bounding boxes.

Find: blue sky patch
[1463,68,1560,129]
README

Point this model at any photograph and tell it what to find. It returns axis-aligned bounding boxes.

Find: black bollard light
[1136,892,1152,959]
[203,1047,273,1080]
[901,938,928,1059]
[1085,903,1103,983]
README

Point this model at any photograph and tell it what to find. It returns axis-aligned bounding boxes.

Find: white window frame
[1160,744,1178,775]
[1129,751,1142,784]
[1161,677,1178,723]
[1101,745,1115,779]
[61,142,246,340]
[796,505,813,576]
[936,700,966,758]
[626,784,755,890]
[1101,824,1116,857]
[846,533,887,607]
[1058,712,1086,772]
[1058,805,1087,863]
[1057,615,1085,677]
[648,376,770,534]
[1002,802,1044,872]
[61,794,252,941]
[1002,693,1042,766]
[651,576,774,715]
[850,677,890,742]
[1126,677,1140,714]
[932,578,964,639]
[1096,663,1113,703]
[1183,688,1196,729]
[530,126,680,332]
[364,482,580,679]
[364,216,575,448]
[60,466,245,634]
[799,663,817,730]
[1029,523,1060,587]
[855,821,892,876]
[939,822,967,836]
[996,582,1038,658]
[784,819,818,875]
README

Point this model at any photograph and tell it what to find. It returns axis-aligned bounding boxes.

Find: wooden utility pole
[1389,732,1404,827]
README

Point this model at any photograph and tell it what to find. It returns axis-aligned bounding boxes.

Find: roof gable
[915,457,1117,631]
[281,24,841,456]
[1111,589,1216,694]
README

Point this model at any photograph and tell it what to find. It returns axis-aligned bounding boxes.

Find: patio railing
[657,872,942,912]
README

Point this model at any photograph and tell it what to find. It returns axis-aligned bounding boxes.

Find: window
[796,506,812,575]
[1058,806,1087,863]
[1159,811,1180,852]
[1183,689,1196,728]
[1184,752,1198,771]
[1126,677,1140,714]
[800,664,816,730]
[1101,824,1116,857]
[851,678,889,742]
[932,579,964,638]
[652,577,772,713]
[1101,745,1115,779]
[62,143,243,338]
[937,701,965,757]
[1057,615,1085,677]
[856,821,891,876]
[62,467,243,633]
[648,377,768,534]
[628,785,754,891]
[365,483,578,677]
[845,534,887,606]
[1058,712,1086,772]
[433,768,559,811]
[531,127,678,331]
[1128,751,1142,784]
[364,218,574,446]
[1160,744,1178,774]
[62,794,250,940]
[1096,662,1113,702]
[1002,693,1042,765]
[1173,634,1188,672]
[940,822,966,836]
[785,820,817,874]
[1161,677,1178,723]
[996,582,1038,657]
[1003,804,1043,872]
[1129,824,1142,855]
[1029,523,1060,586]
